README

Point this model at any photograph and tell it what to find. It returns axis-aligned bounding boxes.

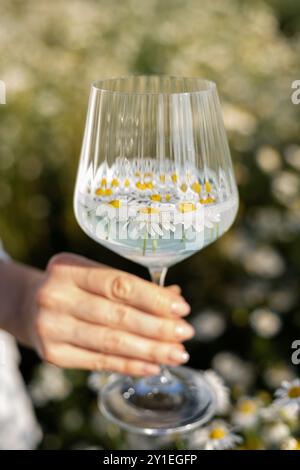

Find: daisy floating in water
[79,157,234,250]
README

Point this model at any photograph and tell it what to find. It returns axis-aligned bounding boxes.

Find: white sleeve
[0,241,42,449]
[0,240,10,262]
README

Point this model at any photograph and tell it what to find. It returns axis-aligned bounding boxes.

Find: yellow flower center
[165,194,171,202]
[109,199,121,208]
[295,440,300,450]
[151,194,161,202]
[135,171,141,177]
[178,202,196,213]
[200,196,215,205]
[288,386,300,399]
[101,178,107,187]
[139,207,160,215]
[205,180,212,193]
[239,400,256,414]
[209,428,226,440]
[191,182,201,193]
[180,183,188,192]
[136,181,153,190]
[144,172,153,178]
[172,173,177,183]
[95,187,113,197]
[160,174,166,183]
[124,178,130,187]
[111,178,119,187]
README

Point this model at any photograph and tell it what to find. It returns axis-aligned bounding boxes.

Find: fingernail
[143,364,160,375]
[171,299,191,316]
[169,348,190,364]
[175,323,195,340]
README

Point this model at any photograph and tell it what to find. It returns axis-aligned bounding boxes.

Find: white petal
[153,224,164,236]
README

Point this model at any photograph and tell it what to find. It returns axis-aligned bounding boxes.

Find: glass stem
[149,267,173,383]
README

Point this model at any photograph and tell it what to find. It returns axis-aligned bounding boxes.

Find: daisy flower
[174,202,204,232]
[260,402,298,426]
[204,206,221,229]
[232,397,260,429]
[203,370,230,415]
[95,199,128,239]
[88,371,118,394]
[188,420,242,450]
[249,308,282,338]
[273,379,300,410]
[135,206,164,237]
[281,437,300,450]
[125,205,176,247]
[261,422,290,447]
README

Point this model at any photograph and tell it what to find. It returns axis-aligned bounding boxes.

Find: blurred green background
[0,0,300,450]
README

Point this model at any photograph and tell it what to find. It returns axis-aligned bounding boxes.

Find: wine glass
[74,76,238,436]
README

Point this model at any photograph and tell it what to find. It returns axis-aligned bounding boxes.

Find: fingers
[167,285,182,295]
[48,253,190,318]
[64,259,190,318]
[68,289,194,342]
[46,343,161,376]
[51,317,190,366]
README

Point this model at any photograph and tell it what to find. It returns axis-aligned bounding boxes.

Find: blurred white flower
[203,370,230,415]
[272,171,300,206]
[261,403,298,426]
[225,281,269,308]
[192,310,226,342]
[212,352,255,388]
[223,104,257,136]
[284,145,300,171]
[281,437,300,451]
[219,231,253,262]
[268,288,296,313]
[263,364,297,389]
[243,245,285,278]
[220,234,285,278]
[249,308,282,338]
[88,371,118,394]
[262,422,290,447]
[188,420,242,450]
[29,364,72,406]
[256,146,281,174]
[250,207,286,241]
[232,397,260,429]
[273,379,300,410]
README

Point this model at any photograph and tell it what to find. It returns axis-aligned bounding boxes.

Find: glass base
[99,367,216,436]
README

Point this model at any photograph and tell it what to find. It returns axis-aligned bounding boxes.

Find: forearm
[0,260,43,346]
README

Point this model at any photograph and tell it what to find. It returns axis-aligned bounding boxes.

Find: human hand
[27,253,194,376]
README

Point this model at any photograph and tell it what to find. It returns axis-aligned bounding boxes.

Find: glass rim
[91,75,217,96]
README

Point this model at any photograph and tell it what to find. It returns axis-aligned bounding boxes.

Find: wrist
[0,261,44,346]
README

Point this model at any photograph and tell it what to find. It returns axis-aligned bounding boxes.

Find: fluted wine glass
[74,76,238,435]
